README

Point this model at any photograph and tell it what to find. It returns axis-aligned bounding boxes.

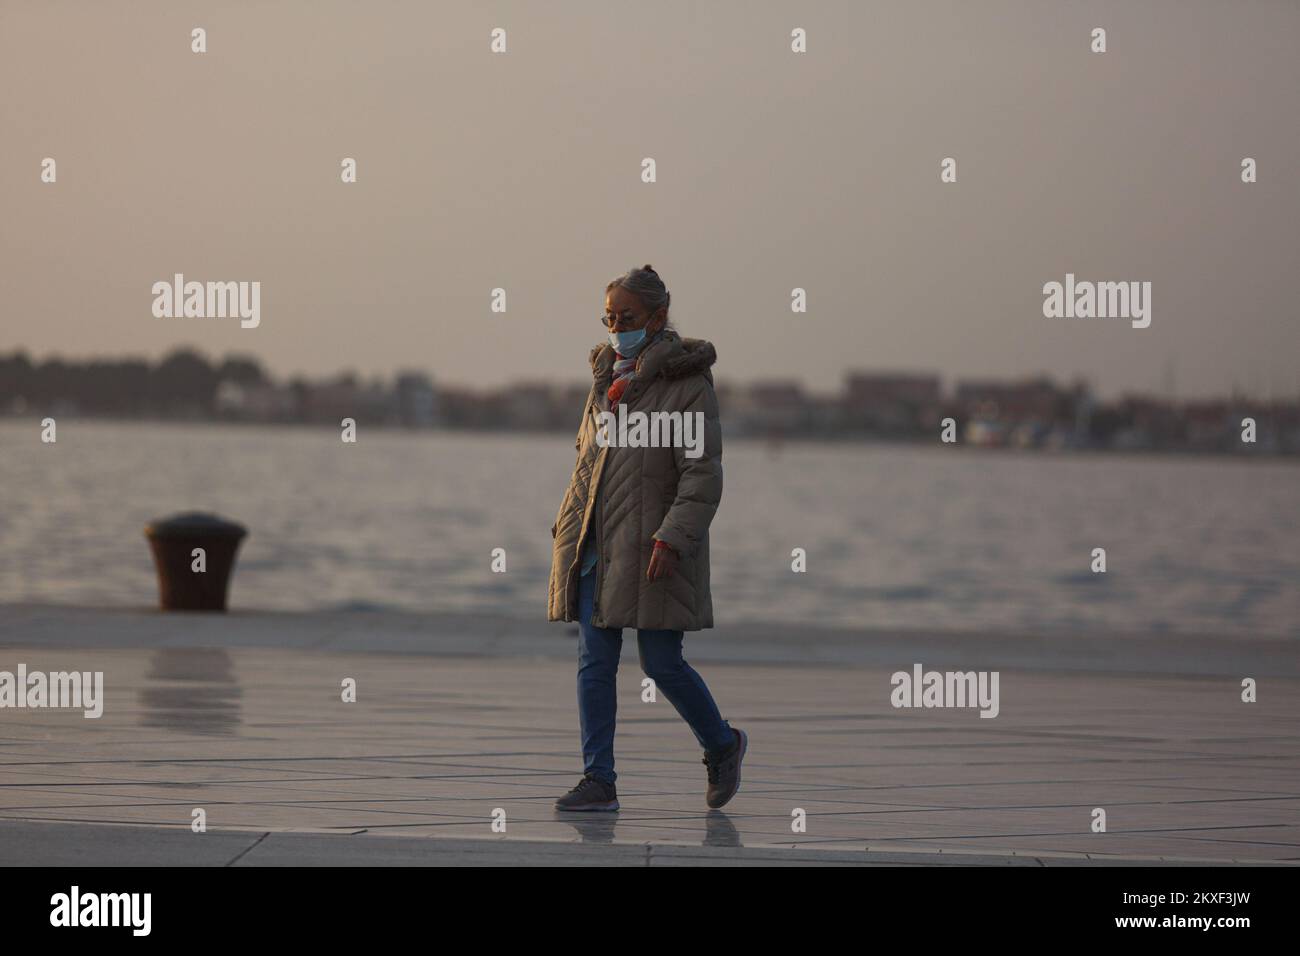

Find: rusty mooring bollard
[144,512,248,611]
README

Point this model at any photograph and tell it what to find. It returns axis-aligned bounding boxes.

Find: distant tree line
[0,348,267,417]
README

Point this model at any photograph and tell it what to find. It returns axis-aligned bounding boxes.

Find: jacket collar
[589,331,717,412]
[589,330,716,383]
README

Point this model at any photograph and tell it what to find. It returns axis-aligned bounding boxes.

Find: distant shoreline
[3,413,1295,465]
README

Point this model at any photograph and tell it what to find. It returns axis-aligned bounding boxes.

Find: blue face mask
[608,326,649,357]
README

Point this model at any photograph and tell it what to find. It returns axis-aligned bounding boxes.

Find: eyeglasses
[599,311,645,331]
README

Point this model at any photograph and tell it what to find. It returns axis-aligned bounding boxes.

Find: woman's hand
[647,541,679,581]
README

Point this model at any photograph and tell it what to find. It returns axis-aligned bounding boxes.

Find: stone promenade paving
[1,606,1297,865]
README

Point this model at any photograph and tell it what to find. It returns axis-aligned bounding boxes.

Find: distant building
[551,383,593,427]
[843,372,942,435]
[726,380,810,436]
[395,372,439,427]
[214,379,296,421]
[846,373,941,406]
[299,374,393,425]
[504,383,555,430]
[954,377,1065,422]
[953,377,1093,449]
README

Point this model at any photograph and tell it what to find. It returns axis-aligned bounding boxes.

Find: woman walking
[548,265,746,811]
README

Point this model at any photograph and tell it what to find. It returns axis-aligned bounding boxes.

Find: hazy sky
[2,0,1297,399]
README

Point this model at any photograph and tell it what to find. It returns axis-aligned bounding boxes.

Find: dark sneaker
[702,727,747,809]
[554,774,620,811]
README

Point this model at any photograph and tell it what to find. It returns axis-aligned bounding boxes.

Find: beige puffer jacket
[547,330,722,631]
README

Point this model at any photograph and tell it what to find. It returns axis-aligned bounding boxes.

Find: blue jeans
[576,569,733,785]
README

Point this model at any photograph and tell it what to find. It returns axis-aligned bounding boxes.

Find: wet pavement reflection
[139,648,241,735]
[553,809,741,847]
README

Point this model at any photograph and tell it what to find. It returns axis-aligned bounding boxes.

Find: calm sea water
[1,420,1296,637]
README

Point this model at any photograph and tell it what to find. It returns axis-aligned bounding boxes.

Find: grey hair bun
[607,264,670,314]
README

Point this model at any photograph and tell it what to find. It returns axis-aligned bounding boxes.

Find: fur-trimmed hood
[588,330,717,383]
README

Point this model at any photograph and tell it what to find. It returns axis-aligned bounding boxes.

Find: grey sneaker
[554,774,620,812]
[702,728,747,809]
